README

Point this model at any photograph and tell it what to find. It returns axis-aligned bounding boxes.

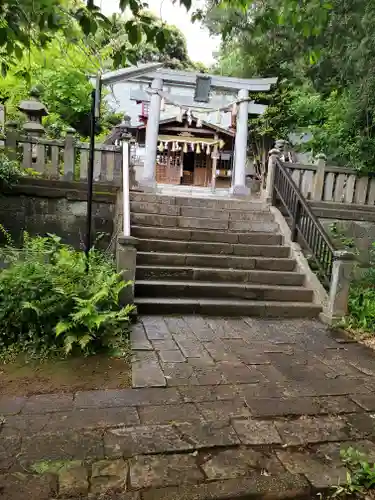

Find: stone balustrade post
[116,236,138,305]
[63,128,76,181]
[312,153,326,201]
[4,121,19,161]
[265,147,281,203]
[325,250,355,323]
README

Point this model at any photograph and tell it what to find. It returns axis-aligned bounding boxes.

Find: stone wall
[0,178,118,250]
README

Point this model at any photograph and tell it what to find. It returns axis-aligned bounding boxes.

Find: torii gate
[126,68,277,195]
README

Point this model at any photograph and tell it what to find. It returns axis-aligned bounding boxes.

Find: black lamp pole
[85,75,102,263]
[85,88,96,261]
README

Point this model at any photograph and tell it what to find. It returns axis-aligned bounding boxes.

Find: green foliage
[0,0,193,77]
[344,265,375,334]
[326,224,375,335]
[0,231,134,357]
[0,7,200,138]
[328,223,355,251]
[204,0,375,172]
[332,447,375,498]
[0,36,122,138]
[55,277,133,355]
[0,152,22,188]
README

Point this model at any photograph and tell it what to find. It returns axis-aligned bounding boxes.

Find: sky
[97,0,220,66]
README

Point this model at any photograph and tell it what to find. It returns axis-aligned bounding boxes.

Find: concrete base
[232,184,250,196]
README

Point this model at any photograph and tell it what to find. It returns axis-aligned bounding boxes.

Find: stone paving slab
[0,316,375,498]
[140,472,311,500]
[132,351,166,388]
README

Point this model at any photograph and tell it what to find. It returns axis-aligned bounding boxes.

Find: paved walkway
[1,316,375,499]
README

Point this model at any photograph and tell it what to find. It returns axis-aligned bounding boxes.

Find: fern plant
[55,276,134,355]
[0,230,134,357]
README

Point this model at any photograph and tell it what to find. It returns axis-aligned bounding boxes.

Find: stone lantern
[115,114,132,143]
[18,87,48,137]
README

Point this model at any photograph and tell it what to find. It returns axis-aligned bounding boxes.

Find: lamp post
[84,63,163,260]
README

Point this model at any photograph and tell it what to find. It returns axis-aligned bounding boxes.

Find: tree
[0,8,202,138]
[0,0,192,76]
[97,11,195,70]
[0,33,116,137]
[201,0,375,172]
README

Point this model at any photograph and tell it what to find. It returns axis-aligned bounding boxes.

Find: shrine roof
[137,116,235,137]
[109,66,277,92]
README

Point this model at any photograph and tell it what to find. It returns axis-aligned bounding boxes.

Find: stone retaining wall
[0,178,118,250]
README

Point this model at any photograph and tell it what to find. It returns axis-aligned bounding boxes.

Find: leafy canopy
[0,0,193,76]
[202,0,375,171]
[0,8,200,137]
[0,230,134,358]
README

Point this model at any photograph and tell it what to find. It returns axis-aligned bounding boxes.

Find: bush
[0,231,134,357]
[346,267,375,333]
[0,152,22,188]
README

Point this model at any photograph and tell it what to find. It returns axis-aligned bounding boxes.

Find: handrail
[122,140,131,237]
[272,157,335,288]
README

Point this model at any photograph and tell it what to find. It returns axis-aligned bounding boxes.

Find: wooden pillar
[211,134,219,191]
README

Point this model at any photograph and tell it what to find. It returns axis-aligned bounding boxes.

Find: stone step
[137,252,296,272]
[130,202,271,220]
[131,213,278,232]
[136,239,290,258]
[130,191,268,211]
[131,226,282,245]
[136,266,305,286]
[135,297,321,318]
[135,280,314,302]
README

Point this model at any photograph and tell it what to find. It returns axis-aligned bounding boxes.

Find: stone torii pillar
[232,88,250,196]
[141,78,163,189]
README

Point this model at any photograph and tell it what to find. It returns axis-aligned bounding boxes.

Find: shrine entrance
[136,115,234,188]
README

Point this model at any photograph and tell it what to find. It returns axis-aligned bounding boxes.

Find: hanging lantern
[183,142,188,153]
[158,141,164,152]
[190,142,195,152]
[164,142,168,150]
[196,143,201,154]
[206,144,211,156]
[171,142,176,152]
[219,140,225,149]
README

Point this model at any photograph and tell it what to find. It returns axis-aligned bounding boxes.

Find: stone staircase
[130,192,321,317]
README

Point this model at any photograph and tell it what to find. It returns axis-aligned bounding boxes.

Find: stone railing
[283,155,375,206]
[2,124,122,184]
[0,88,130,185]
[267,148,357,325]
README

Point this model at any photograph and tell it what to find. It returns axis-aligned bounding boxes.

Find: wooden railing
[2,130,122,184]
[273,157,336,287]
[284,157,375,206]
